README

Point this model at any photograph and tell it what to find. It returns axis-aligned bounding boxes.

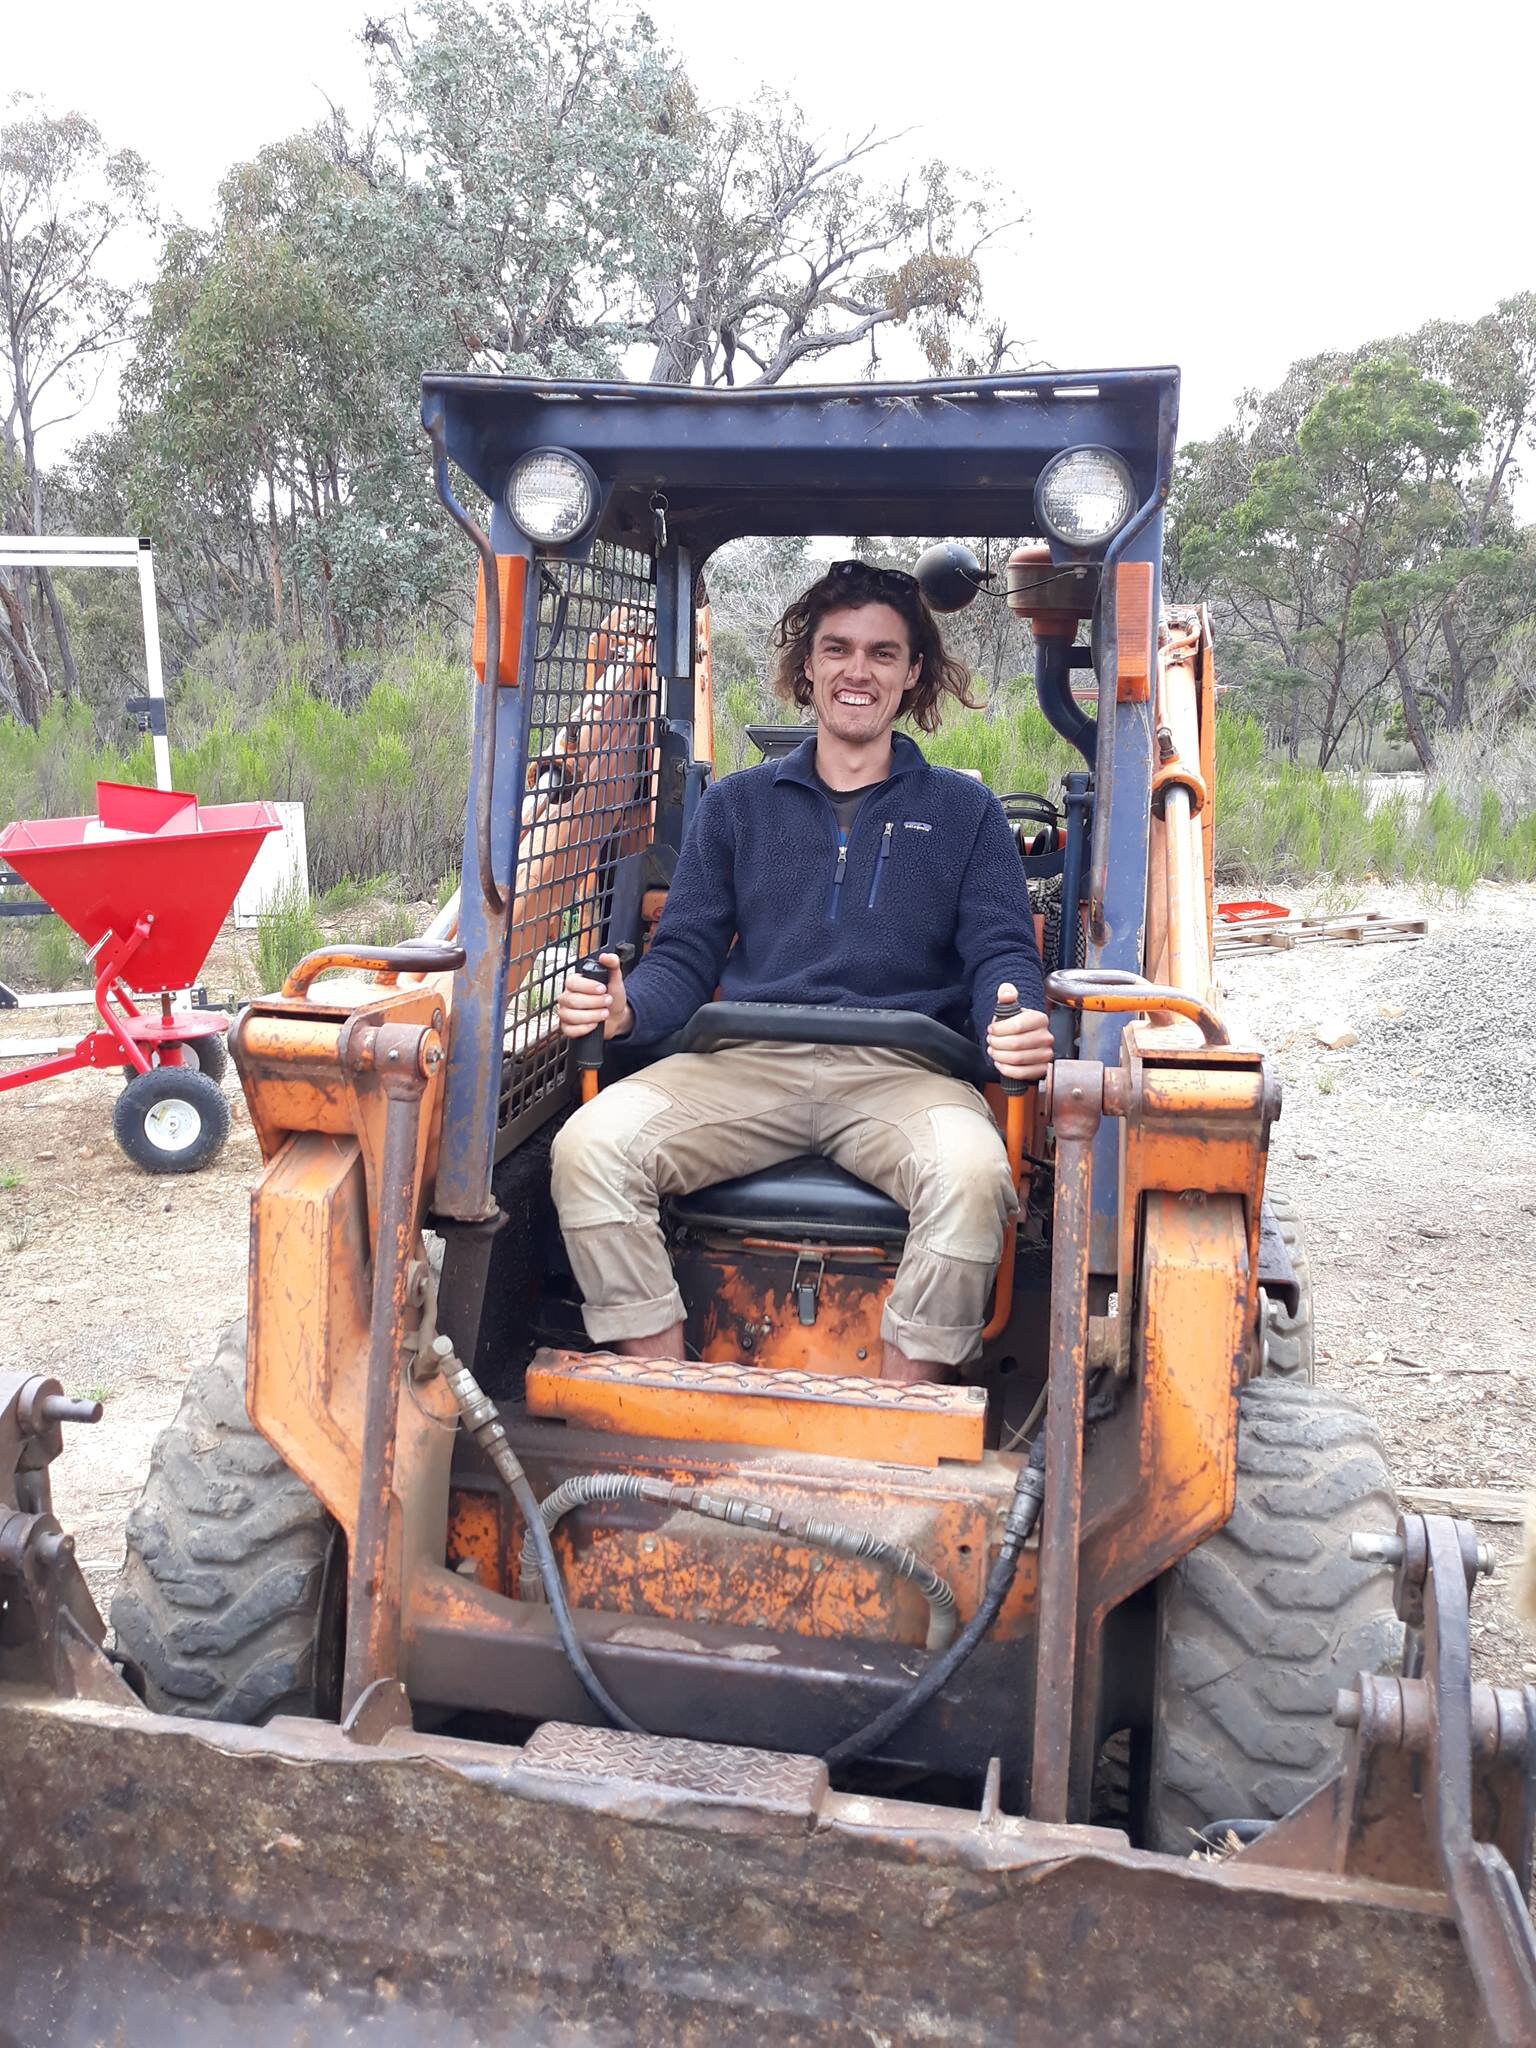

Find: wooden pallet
[1216,910,1427,956]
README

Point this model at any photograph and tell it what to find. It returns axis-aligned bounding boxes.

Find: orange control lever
[981,993,1032,1344]
[1045,967,1228,1047]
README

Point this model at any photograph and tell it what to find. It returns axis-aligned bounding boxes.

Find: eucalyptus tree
[1177,358,1509,768]
[361,0,1022,389]
[0,99,154,721]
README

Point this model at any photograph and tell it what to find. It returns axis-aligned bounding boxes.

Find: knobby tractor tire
[111,1320,343,1723]
[1145,1378,1403,1854]
[1261,1192,1315,1383]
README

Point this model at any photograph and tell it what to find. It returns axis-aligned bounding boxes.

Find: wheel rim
[143,1096,203,1153]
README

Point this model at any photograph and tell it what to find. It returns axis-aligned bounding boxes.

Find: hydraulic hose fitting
[436,1336,528,1488]
[1002,1433,1048,1554]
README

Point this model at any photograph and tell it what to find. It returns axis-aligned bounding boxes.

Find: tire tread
[110,1320,336,1721]
[1146,1378,1402,1851]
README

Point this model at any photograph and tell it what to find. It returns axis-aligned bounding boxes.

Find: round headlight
[1035,447,1136,549]
[505,447,599,547]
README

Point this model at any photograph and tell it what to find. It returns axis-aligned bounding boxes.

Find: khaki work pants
[550,1042,1017,1367]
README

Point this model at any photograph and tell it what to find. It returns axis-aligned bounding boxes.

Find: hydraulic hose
[821,1430,1047,1768]
[520,1472,959,1651]
[444,1336,1036,1763]
[439,1345,646,1735]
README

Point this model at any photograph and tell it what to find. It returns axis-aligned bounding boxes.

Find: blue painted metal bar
[1081,377,1179,1271]
[431,466,536,1223]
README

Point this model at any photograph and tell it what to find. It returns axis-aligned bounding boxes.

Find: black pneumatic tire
[1261,1193,1315,1383]
[188,1031,230,1083]
[111,1320,343,1722]
[1145,1378,1403,1853]
[121,1033,230,1085]
[113,1066,230,1174]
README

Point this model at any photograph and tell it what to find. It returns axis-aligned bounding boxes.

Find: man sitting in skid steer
[552,558,1050,1385]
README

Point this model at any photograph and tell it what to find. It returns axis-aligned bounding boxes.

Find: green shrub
[0,631,471,899]
[254,885,326,994]
[319,871,398,917]
[367,905,420,949]
[1212,710,1535,888]
[31,918,84,990]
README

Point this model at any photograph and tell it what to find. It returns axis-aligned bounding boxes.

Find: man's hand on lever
[558,951,633,1042]
[986,982,1053,1083]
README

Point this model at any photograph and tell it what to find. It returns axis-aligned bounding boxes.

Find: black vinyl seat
[667,1155,908,1244]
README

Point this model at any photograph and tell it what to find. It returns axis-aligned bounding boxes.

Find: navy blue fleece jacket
[622,732,1045,1065]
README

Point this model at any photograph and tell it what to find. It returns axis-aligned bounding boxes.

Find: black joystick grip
[991,992,1027,1096]
[573,953,611,1074]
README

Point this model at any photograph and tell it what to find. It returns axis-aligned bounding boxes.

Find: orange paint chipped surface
[526,1351,987,1468]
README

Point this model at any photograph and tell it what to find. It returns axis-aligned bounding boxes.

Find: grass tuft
[254,884,326,995]
[367,905,420,949]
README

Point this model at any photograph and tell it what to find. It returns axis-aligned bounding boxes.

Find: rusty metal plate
[526,1349,986,1466]
[521,1720,827,1820]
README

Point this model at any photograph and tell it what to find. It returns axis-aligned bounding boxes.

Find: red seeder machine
[0,782,278,1173]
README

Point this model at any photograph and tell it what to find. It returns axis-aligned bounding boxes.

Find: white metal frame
[0,534,170,789]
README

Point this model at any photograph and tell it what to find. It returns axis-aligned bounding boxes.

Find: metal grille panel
[501,546,660,1137]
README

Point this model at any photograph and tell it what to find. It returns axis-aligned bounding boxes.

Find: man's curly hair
[769,560,979,735]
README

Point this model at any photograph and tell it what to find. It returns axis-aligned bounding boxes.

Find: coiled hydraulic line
[518,1471,960,1651]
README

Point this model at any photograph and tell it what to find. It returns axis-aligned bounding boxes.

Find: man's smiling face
[804,602,921,747]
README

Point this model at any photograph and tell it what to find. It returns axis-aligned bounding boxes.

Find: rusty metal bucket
[0,1694,1489,2047]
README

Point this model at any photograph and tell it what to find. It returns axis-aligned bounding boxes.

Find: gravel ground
[2,886,1533,1694]
[1218,879,1536,1690]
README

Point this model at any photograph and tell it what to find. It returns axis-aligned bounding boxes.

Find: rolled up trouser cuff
[560,1217,687,1343]
[880,1301,987,1369]
[580,1286,688,1345]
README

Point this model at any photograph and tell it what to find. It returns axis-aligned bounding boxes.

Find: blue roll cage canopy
[420,367,1180,560]
[424,366,1181,1260]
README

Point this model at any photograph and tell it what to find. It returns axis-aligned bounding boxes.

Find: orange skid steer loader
[2,371,1534,2045]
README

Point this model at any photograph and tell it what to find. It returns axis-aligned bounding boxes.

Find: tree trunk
[0,576,53,730]
[35,567,80,697]
[1316,637,1349,768]
[265,470,285,630]
[1440,609,1471,731]
[19,403,79,696]
[1381,617,1436,770]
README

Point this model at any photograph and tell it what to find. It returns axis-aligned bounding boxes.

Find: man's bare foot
[614,1321,686,1362]
[880,1340,948,1385]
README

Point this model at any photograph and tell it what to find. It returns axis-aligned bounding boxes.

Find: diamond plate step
[520,1722,827,1825]
[526,1349,986,1466]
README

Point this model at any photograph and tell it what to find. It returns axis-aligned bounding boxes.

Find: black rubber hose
[521,1472,960,1650]
[822,1431,1048,1768]
[439,1346,646,1735]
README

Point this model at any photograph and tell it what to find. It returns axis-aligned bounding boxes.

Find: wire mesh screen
[499,545,661,1141]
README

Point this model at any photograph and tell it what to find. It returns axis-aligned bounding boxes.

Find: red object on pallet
[0,784,279,1172]
[1215,898,1291,925]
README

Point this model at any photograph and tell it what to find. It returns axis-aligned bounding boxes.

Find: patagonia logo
[902,820,931,833]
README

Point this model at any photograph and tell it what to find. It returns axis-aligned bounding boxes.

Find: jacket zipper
[867,821,893,909]
[830,834,849,922]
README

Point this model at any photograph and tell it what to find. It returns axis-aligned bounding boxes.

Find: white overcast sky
[6,0,1532,451]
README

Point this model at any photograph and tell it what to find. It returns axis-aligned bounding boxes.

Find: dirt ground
[2,886,1533,1690]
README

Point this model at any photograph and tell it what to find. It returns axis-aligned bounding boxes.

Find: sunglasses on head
[828,558,919,599]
